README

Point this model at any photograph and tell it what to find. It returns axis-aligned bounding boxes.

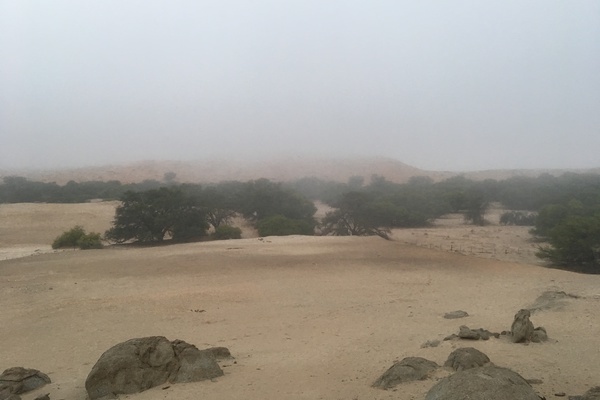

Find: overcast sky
[1,1,599,171]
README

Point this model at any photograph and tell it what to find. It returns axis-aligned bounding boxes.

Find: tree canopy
[105,187,209,243]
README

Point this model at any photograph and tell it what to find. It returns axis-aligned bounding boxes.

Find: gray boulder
[425,365,539,400]
[444,347,491,371]
[531,327,548,343]
[372,357,438,389]
[85,336,227,400]
[0,367,51,399]
[511,309,534,343]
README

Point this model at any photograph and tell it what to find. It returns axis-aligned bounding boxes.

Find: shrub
[76,232,103,249]
[52,226,86,249]
[257,215,314,237]
[52,226,103,250]
[212,225,242,240]
[499,211,537,226]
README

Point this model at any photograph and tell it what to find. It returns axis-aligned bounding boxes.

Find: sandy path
[1,235,599,400]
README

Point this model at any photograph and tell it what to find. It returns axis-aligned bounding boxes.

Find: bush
[77,232,104,249]
[212,225,242,240]
[257,215,314,237]
[52,226,86,249]
[52,226,103,250]
[499,211,537,226]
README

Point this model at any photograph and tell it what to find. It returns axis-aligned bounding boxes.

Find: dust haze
[1,1,599,171]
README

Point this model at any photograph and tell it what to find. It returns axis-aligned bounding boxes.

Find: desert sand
[1,202,599,400]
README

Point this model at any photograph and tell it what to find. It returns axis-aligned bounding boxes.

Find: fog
[1,1,599,171]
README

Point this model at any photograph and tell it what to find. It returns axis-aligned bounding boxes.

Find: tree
[238,179,316,224]
[462,190,489,226]
[257,215,315,236]
[105,188,209,243]
[320,192,393,239]
[533,200,600,272]
[536,213,600,272]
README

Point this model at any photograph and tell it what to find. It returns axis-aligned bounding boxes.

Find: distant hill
[1,157,598,185]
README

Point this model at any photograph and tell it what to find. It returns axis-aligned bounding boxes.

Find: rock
[531,327,548,343]
[582,386,600,400]
[511,309,534,343]
[458,326,481,340]
[0,393,21,400]
[0,368,51,396]
[525,378,544,385]
[529,291,579,313]
[421,340,441,348]
[202,346,232,359]
[444,311,469,319]
[444,347,491,371]
[456,326,498,340]
[34,394,50,400]
[425,365,540,400]
[372,357,439,389]
[85,336,226,400]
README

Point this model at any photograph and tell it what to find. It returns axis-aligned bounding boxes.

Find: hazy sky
[1,1,599,171]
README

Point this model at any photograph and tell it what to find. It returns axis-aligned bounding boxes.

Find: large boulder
[372,357,438,389]
[425,365,540,400]
[85,337,227,400]
[0,367,51,399]
[444,347,491,371]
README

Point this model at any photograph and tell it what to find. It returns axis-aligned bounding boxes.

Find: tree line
[3,172,599,272]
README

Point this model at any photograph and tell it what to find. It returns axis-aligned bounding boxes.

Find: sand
[1,203,599,400]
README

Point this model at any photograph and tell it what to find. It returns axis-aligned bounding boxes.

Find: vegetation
[4,171,600,272]
[320,192,395,239]
[52,226,103,250]
[533,199,600,273]
[499,211,537,226]
[212,225,242,240]
[105,188,209,243]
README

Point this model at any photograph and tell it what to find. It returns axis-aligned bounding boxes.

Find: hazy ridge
[1,157,598,185]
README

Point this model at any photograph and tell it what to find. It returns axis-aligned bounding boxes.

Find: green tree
[462,190,489,226]
[536,213,600,272]
[105,187,208,243]
[238,179,316,223]
[320,192,393,239]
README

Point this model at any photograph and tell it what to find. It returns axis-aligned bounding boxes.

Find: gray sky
[1,1,599,171]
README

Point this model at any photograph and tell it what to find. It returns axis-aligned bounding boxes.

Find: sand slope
[2,232,600,400]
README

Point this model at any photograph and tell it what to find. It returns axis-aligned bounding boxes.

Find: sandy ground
[1,203,600,400]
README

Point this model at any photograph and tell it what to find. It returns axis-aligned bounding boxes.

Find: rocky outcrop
[510,309,535,343]
[425,365,540,400]
[444,347,491,371]
[0,367,51,400]
[372,357,439,389]
[85,336,228,400]
[456,326,499,340]
[510,309,548,343]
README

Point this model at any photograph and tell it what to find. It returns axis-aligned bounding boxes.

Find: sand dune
[1,203,599,399]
